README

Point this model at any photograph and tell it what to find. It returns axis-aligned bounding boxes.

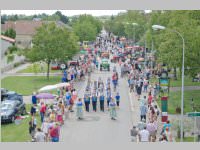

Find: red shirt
[40,105,46,113]
[148,95,153,104]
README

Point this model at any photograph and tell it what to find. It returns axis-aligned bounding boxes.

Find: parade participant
[147,120,157,142]
[84,94,90,112]
[130,126,138,142]
[148,92,153,108]
[106,88,112,108]
[138,125,150,142]
[143,78,149,93]
[91,93,98,112]
[140,103,147,123]
[76,98,83,120]
[99,93,105,112]
[109,98,117,120]
[115,92,120,107]
[161,120,172,135]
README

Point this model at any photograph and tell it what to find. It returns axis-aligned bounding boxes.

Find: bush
[14,62,21,68]
[7,54,14,63]
[8,46,18,54]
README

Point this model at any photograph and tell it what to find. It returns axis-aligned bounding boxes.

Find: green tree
[72,14,102,42]
[26,22,79,79]
[4,28,16,39]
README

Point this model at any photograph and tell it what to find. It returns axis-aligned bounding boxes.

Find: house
[1,20,43,49]
[1,20,72,49]
[1,35,15,58]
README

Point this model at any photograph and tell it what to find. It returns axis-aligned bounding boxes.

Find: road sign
[187,112,200,117]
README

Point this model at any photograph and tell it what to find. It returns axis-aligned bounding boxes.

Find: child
[76,98,83,119]
[115,92,120,107]
[109,98,117,120]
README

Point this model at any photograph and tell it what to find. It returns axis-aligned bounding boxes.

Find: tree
[72,14,102,42]
[55,11,69,24]
[26,22,79,79]
[4,28,16,39]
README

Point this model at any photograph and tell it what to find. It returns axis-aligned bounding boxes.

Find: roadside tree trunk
[174,67,177,80]
[47,60,50,80]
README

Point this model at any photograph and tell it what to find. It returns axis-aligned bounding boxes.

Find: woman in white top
[41,118,50,142]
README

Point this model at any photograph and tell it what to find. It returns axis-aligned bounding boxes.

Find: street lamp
[152,24,185,142]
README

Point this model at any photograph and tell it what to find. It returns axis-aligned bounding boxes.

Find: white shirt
[34,131,45,142]
[139,129,150,142]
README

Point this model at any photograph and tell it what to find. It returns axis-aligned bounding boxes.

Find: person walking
[109,98,117,120]
[49,123,60,142]
[140,104,148,123]
[99,94,105,112]
[146,120,157,142]
[40,102,46,123]
[130,125,138,142]
[91,94,98,112]
[41,118,50,142]
[138,126,150,142]
[76,98,83,120]
[34,127,46,142]
[84,94,90,112]
[164,127,173,142]
[115,92,120,107]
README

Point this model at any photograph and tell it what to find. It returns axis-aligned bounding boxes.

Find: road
[60,63,133,144]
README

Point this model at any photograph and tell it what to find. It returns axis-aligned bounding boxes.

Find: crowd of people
[27,29,173,143]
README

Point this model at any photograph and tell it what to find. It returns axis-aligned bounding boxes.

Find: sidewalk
[1,63,31,79]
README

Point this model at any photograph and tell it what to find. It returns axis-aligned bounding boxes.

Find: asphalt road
[60,63,133,144]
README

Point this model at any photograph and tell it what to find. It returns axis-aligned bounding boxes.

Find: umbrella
[36,93,55,99]
[55,82,70,88]
[137,57,145,62]
[38,85,57,92]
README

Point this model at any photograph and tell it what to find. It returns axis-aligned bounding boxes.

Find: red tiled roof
[1,20,43,35]
[0,35,16,43]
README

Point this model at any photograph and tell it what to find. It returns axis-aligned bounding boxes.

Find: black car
[1,100,26,123]
[1,91,23,102]
[1,88,8,101]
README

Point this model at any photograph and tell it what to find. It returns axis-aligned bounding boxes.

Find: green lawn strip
[175,137,196,142]
[1,104,42,142]
[157,90,200,114]
[150,76,200,87]
[18,63,61,73]
[1,76,61,96]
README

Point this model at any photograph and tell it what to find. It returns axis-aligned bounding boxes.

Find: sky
[1,10,152,16]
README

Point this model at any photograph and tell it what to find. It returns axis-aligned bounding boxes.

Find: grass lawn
[157,90,200,114]
[175,137,196,142]
[150,76,200,87]
[1,76,61,96]
[1,104,42,142]
[18,63,61,73]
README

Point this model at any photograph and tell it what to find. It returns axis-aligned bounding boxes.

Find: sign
[187,112,200,117]
[60,64,66,70]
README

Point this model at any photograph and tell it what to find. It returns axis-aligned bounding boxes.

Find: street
[60,63,133,143]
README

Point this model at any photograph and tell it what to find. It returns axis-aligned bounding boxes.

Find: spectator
[34,128,45,142]
[147,120,157,142]
[130,125,138,142]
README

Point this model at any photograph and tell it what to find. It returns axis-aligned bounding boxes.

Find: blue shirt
[77,101,83,106]
[92,96,97,102]
[140,105,147,116]
[115,95,120,101]
[99,96,104,101]
[84,97,90,102]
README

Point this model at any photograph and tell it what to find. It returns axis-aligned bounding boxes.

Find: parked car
[1,88,8,101]
[1,100,26,123]
[4,91,23,102]
[68,61,79,67]
[51,63,61,70]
